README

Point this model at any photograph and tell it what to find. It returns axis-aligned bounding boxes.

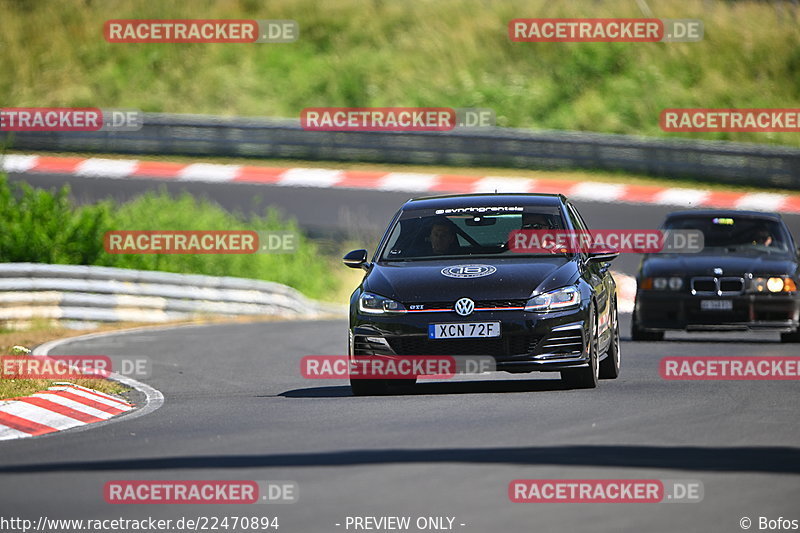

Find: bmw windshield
[378,207,569,261]
[663,215,794,257]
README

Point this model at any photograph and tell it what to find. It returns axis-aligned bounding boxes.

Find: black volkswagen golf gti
[342,193,621,395]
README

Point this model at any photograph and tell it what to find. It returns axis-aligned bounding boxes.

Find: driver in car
[429,221,460,255]
[752,229,774,247]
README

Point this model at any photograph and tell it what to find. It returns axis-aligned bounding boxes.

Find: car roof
[665,209,783,221]
[402,193,566,211]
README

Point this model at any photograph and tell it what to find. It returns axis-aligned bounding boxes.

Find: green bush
[0,175,338,298]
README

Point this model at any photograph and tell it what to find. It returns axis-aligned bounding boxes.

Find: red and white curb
[0,382,132,440]
[3,154,800,213]
[0,328,167,441]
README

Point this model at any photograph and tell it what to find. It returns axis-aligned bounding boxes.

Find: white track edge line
[18,327,172,439]
[16,317,337,440]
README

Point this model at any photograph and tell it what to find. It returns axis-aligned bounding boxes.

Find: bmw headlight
[358,292,407,314]
[767,277,785,292]
[641,276,683,290]
[752,276,797,293]
[668,277,684,290]
[525,286,581,312]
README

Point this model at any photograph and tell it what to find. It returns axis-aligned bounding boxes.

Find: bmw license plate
[700,300,733,311]
[429,322,501,339]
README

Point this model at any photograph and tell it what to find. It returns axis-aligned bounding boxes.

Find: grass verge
[0,320,131,399]
[2,0,799,147]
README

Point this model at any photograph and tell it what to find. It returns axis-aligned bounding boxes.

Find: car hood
[363,257,578,303]
[641,253,798,278]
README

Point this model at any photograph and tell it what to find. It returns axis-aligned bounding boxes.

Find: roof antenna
[494,188,498,194]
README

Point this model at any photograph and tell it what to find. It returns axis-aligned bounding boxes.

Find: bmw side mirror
[588,250,620,263]
[343,249,369,269]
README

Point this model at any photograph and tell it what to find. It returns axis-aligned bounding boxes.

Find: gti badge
[441,265,497,279]
[454,298,475,316]
[713,267,723,276]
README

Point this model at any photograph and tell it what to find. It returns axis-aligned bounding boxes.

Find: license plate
[700,300,733,311]
[429,322,501,339]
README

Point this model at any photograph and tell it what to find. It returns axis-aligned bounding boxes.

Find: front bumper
[635,290,800,332]
[350,305,592,373]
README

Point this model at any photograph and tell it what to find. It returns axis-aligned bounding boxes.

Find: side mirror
[587,250,620,263]
[343,249,369,269]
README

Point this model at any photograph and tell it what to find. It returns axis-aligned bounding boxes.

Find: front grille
[476,299,527,308]
[387,335,536,357]
[539,329,584,355]
[353,336,395,356]
[719,277,744,293]
[691,278,717,293]
[690,277,744,295]
[410,299,527,311]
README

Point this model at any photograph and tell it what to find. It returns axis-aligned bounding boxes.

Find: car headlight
[668,277,684,290]
[767,277,784,292]
[525,286,581,312]
[358,292,407,314]
[752,276,797,293]
[641,277,683,291]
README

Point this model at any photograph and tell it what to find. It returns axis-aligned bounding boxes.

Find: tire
[350,378,389,396]
[599,301,620,379]
[561,308,599,389]
[781,329,800,343]
[631,313,664,341]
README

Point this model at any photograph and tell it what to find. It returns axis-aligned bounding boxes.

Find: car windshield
[379,207,568,261]
[663,216,793,255]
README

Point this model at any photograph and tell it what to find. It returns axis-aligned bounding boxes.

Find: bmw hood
[641,253,798,278]
[364,257,577,303]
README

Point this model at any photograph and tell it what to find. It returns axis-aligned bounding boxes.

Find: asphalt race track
[1,169,799,532]
[0,317,798,532]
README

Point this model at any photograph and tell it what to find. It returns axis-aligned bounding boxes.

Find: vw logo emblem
[454,298,475,316]
[441,264,497,279]
[713,267,723,276]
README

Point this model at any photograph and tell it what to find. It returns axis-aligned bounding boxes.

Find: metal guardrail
[0,263,343,324]
[5,113,800,190]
